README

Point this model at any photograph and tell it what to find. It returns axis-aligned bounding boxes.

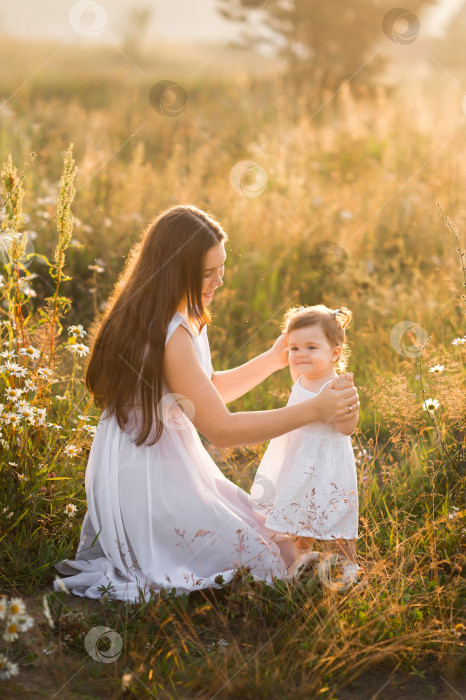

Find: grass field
[0,35,464,698]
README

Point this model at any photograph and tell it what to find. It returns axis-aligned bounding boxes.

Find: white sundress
[251,376,359,541]
[53,312,288,602]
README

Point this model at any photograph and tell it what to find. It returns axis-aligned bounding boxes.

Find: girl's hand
[268,331,288,371]
[316,382,360,423]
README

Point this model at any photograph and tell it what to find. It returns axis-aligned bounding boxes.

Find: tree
[216,0,438,98]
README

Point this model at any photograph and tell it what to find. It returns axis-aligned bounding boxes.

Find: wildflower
[17,474,28,482]
[83,425,97,435]
[1,361,28,378]
[8,598,26,619]
[34,408,47,426]
[3,412,22,426]
[37,368,53,379]
[453,622,465,638]
[22,285,37,297]
[88,264,105,273]
[24,379,37,391]
[451,337,466,345]
[447,506,460,520]
[5,388,24,401]
[78,414,91,422]
[55,394,67,401]
[47,422,63,430]
[0,596,7,620]
[42,594,54,629]
[0,350,16,359]
[64,444,80,457]
[68,343,89,358]
[16,400,34,418]
[16,614,34,632]
[64,503,77,517]
[0,275,4,289]
[19,346,40,360]
[3,619,20,642]
[0,654,19,680]
[68,324,86,339]
[422,398,440,413]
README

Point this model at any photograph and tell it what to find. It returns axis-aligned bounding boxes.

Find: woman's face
[287,324,341,379]
[202,242,226,306]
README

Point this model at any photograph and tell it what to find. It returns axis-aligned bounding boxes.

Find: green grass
[0,38,464,696]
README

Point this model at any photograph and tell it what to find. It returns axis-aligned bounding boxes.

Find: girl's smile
[288,325,341,384]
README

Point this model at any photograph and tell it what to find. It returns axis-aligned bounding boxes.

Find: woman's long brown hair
[85,204,227,446]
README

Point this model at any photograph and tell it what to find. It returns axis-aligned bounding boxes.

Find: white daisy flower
[3,619,20,642]
[0,596,8,620]
[18,406,34,419]
[67,324,86,339]
[78,414,91,422]
[83,425,97,435]
[3,412,22,426]
[22,285,37,298]
[1,362,28,378]
[16,614,34,633]
[37,368,53,379]
[0,275,4,289]
[55,395,67,401]
[64,443,80,457]
[68,343,89,358]
[429,364,444,373]
[5,388,24,401]
[42,594,54,629]
[17,474,28,482]
[34,408,47,426]
[422,398,440,413]
[8,598,26,619]
[24,378,37,391]
[452,337,466,345]
[64,503,77,517]
[47,422,63,430]
[19,346,40,360]
[0,350,16,359]
[0,654,19,680]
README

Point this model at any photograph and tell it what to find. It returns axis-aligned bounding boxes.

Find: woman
[53,205,360,602]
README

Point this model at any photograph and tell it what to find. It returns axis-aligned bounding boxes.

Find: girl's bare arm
[163,327,359,448]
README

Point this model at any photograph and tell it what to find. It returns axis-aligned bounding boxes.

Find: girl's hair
[281,304,353,373]
[85,204,228,447]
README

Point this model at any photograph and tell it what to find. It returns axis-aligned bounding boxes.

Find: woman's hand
[268,331,288,371]
[316,381,360,423]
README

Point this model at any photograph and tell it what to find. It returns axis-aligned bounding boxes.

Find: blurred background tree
[426,1,466,68]
[118,5,153,63]
[216,0,438,103]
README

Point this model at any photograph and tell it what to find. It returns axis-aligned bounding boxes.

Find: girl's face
[202,242,226,306]
[287,324,341,379]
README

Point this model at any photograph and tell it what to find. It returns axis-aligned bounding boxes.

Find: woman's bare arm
[211,332,288,404]
[211,349,279,404]
[163,327,359,448]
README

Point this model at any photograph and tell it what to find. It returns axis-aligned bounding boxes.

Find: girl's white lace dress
[251,376,358,541]
[53,312,287,601]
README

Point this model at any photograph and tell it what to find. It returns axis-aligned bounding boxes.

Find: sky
[0,0,464,42]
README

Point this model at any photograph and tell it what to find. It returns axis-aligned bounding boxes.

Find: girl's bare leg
[275,537,299,567]
[294,535,316,553]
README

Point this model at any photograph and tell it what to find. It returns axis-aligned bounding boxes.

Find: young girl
[251,304,360,583]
